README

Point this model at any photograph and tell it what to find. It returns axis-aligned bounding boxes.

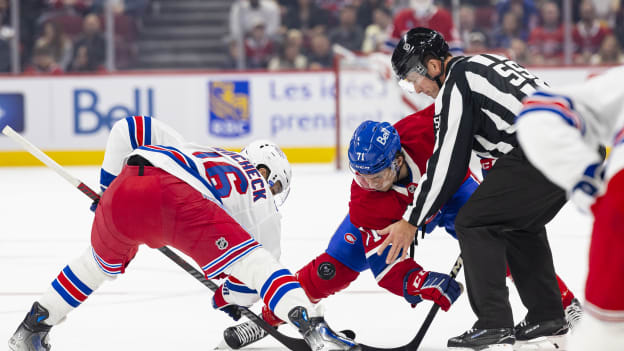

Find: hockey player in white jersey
[8,116,358,351]
[516,67,624,351]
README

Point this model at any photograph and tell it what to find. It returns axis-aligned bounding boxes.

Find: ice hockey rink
[0,164,593,351]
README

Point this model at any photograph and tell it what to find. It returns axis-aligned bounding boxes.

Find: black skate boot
[8,302,53,351]
[513,317,568,350]
[223,320,270,349]
[447,327,515,350]
[288,306,359,351]
[564,298,583,331]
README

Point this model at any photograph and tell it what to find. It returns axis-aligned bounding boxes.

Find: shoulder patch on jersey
[344,233,357,244]
[216,237,229,250]
[407,183,418,194]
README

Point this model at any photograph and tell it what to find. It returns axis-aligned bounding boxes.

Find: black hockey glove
[213,284,242,321]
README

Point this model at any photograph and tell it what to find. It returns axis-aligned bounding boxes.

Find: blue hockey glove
[213,284,242,321]
[570,162,605,214]
[404,269,463,312]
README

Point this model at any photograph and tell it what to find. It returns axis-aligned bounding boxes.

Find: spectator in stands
[495,0,538,40]
[466,31,488,53]
[590,33,624,64]
[458,4,490,53]
[356,0,386,29]
[244,17,275,69]
[91,0,150,17]
[67,43,107,72]
[230,0,281,41]
[24,44,63,74]
[46,0,94,15]
[491,11,523,49]
[509,37,531,66]
[328,4,364,52]
[361,6,393,53]
[281,0,332,38]
[268,40,307,70]
[221,37,243,70]
[586,0,618,25]
[286,29,304,51]
[573,0,613,64]
[391,0,459,50]
[527,0,564,65]
[307,32,333,69]
[70,13,106,72]
[35,21,73,70]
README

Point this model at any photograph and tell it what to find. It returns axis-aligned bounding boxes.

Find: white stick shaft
[2,125,81,187]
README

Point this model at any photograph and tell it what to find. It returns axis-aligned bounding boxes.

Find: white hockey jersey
[516,66,624,191]
[99,116,282,259]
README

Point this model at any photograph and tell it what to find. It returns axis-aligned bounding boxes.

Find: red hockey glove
[404,269,463,312]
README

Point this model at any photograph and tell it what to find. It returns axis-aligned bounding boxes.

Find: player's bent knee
[296,253,359,303]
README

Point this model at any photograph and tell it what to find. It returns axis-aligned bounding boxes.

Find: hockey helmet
[391,27,449,81]
[241,140,292,206]
[348,121,401,191]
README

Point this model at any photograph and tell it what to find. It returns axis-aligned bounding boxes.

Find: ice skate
[447,327,515,350]
[564,298,582,331]
[222,320,269,349]
[288,306,359,351]
[513,317,568,350]
[8,302,52,351]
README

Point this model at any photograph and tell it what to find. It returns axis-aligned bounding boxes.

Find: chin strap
[426,57,446,88]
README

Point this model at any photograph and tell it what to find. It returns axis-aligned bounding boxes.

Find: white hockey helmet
[241,139,292,206]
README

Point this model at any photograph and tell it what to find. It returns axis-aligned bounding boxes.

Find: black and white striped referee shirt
[404,53,549,227]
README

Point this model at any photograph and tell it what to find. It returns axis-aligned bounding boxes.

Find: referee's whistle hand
[377,219,418,264]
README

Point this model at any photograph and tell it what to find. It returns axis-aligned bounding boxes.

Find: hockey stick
[358,255,463,351]
[1,125,311,351]
[3,125,461,351]
[410,255,463,350]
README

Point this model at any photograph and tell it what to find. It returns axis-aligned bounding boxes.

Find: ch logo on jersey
[407,183,418,194]
[344,233,357,244]
[216,237,229,250]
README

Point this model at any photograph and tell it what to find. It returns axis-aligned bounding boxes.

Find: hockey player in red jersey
[7,116,358,351]
[391,0,460,52]
[516,67,624,351]
[222,104,583,350]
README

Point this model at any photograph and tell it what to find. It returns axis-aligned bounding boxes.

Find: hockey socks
[39,246,116,325]
[295,252,359,303]
[228,248,319,325]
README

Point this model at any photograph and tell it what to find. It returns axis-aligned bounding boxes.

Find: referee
[377,27,568,350]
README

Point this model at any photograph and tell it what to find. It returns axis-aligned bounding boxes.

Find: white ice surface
[0,165,592,350]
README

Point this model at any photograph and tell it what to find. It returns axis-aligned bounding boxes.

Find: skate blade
[214,339,232,350]
[514,335,567,350]
[448,345,513,351]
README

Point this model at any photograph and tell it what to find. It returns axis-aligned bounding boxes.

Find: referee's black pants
[455,146,567,329]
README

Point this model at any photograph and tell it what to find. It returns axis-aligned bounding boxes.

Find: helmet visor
[268,179,290,207]
[395,54,427,80]
[351,166,396,191]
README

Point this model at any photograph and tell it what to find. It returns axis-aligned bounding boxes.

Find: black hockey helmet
[391,27,449,85]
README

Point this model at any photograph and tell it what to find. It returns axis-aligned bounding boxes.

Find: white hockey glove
[570,162,605,214]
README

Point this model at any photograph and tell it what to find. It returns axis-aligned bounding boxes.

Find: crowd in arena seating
[227,0,624,70]
[0,0,147,73]
[1,0,624,74]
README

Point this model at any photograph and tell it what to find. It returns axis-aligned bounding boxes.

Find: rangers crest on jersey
[216,237,229,250]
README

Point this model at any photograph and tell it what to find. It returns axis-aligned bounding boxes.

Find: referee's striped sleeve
[404,81,475,226]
